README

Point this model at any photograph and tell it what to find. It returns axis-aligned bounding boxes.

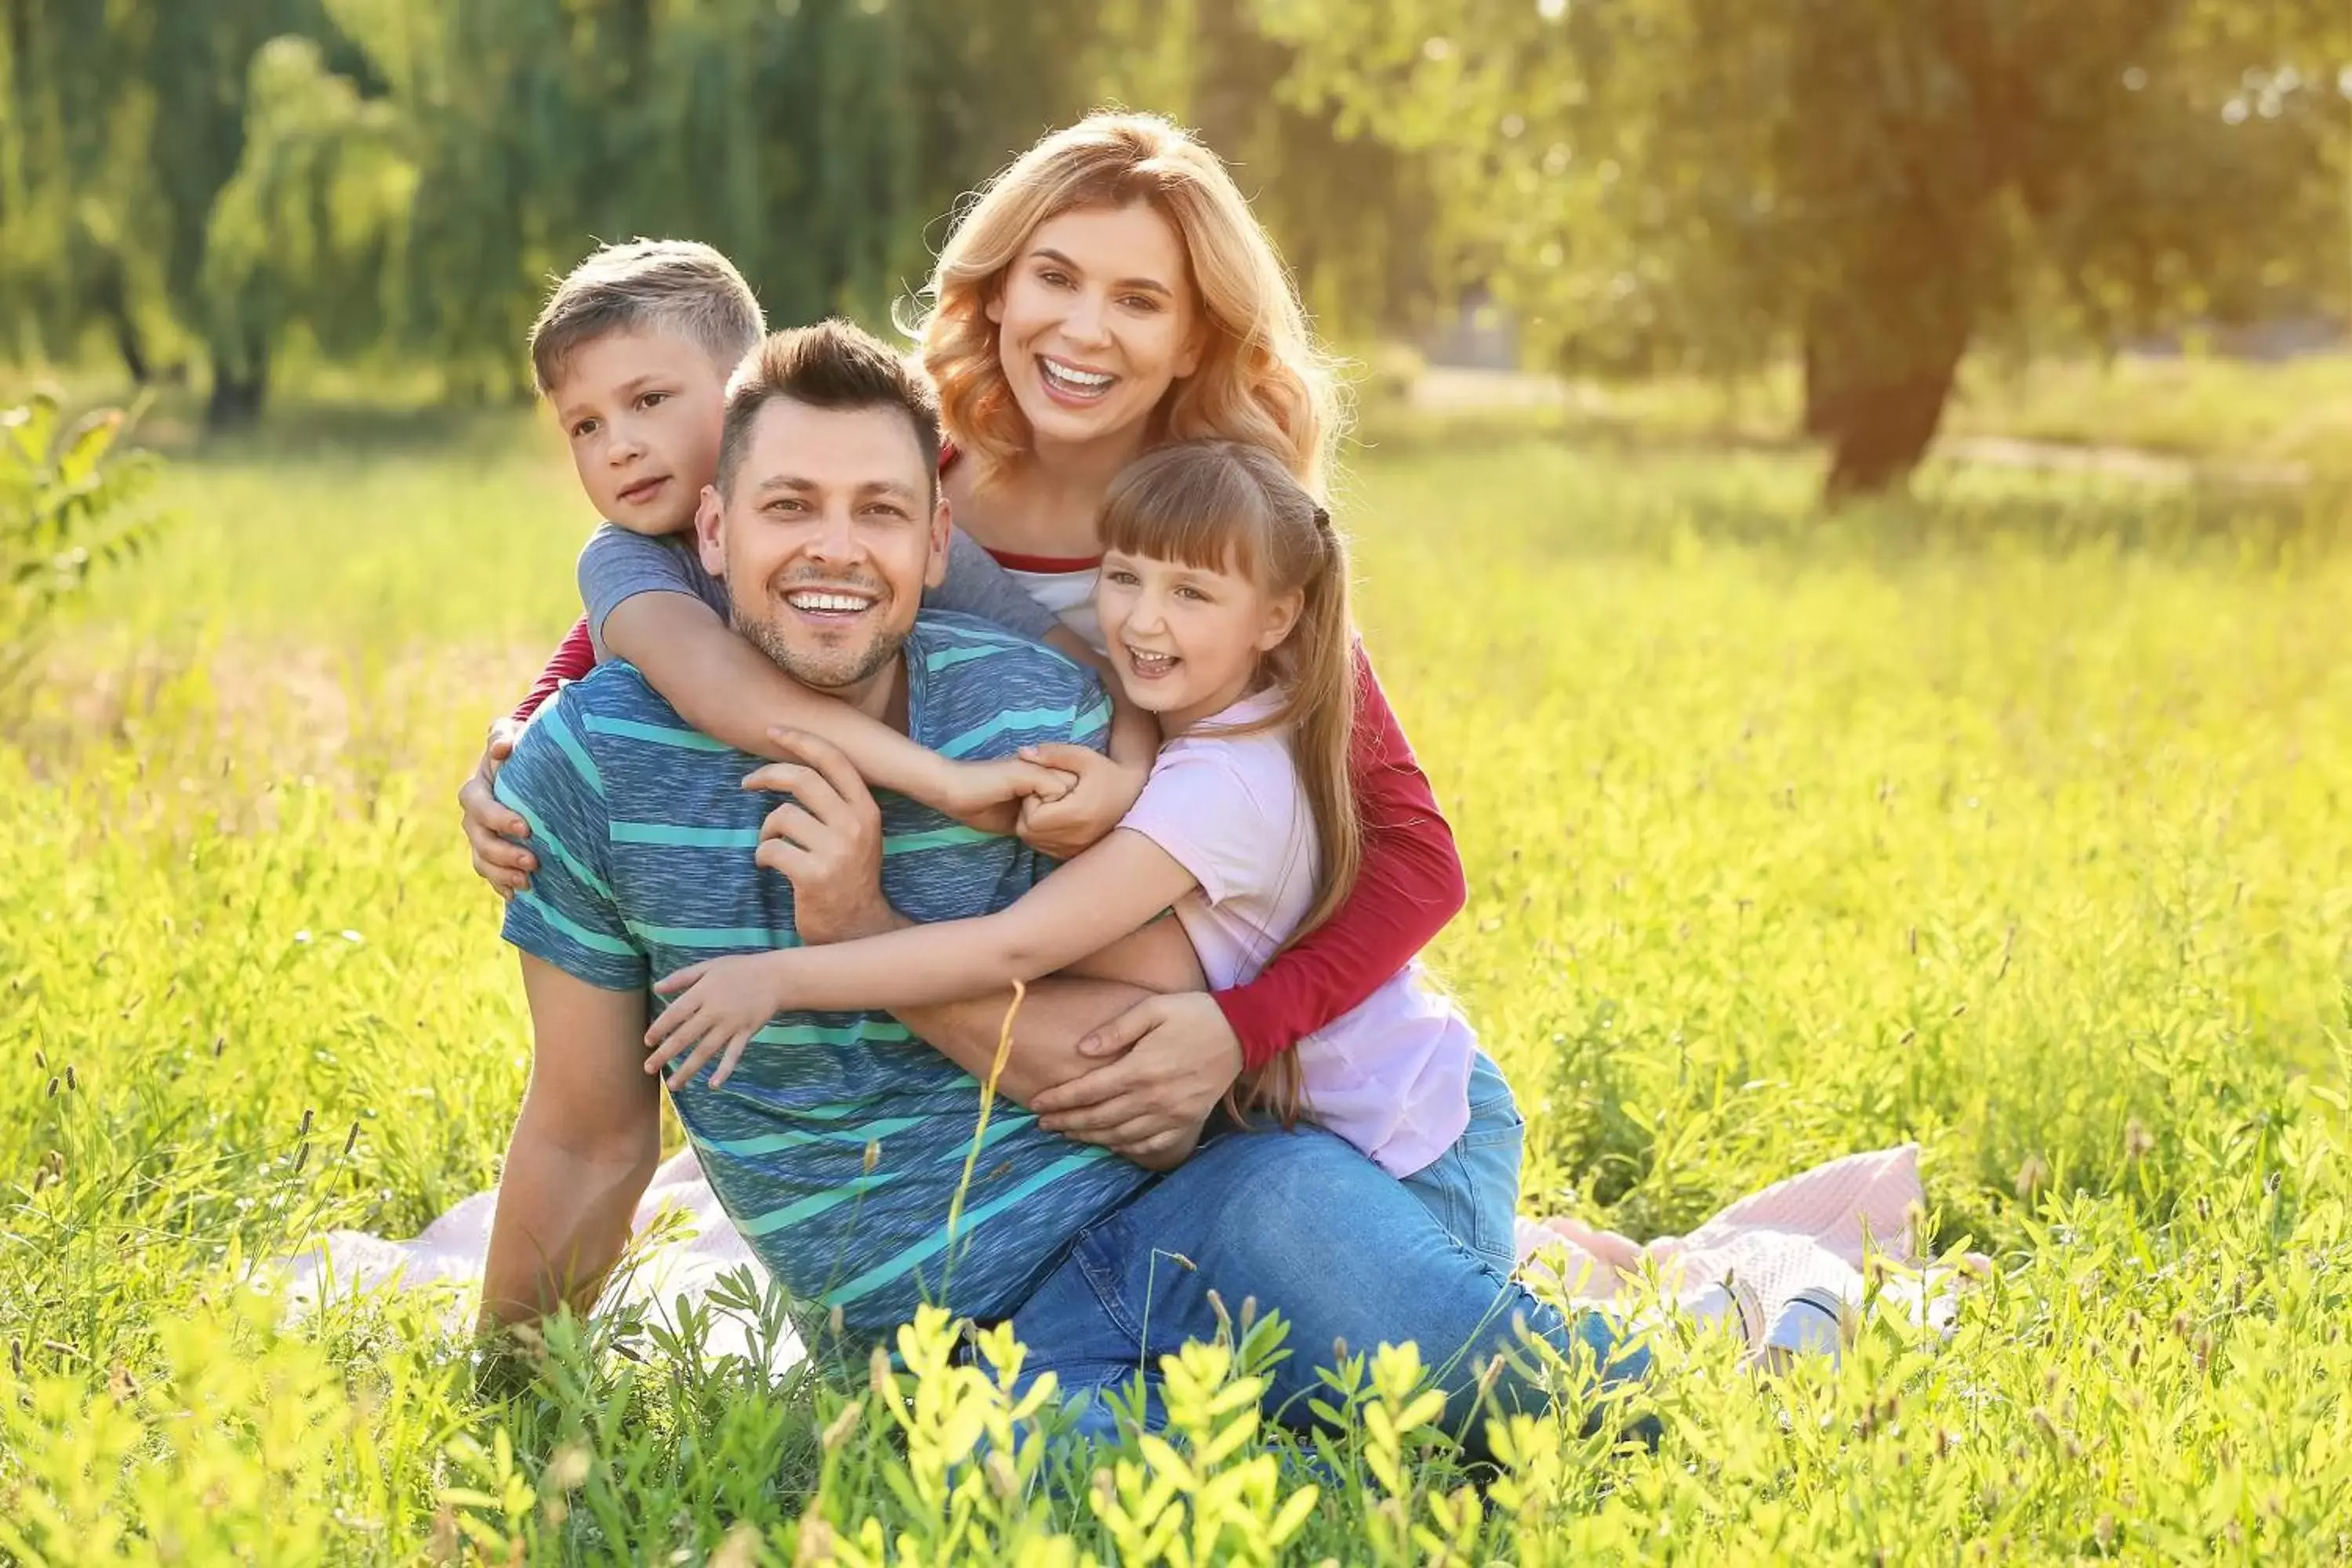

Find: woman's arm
[641,829,1200,1085]
[1211,644,1468,1073]
[511,617,597,724]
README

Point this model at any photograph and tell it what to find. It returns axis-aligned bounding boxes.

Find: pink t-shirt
[1117,696,1476,1178]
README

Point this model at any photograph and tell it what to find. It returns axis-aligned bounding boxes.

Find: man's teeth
[1044,360,1114,391]
[786,592,872,613]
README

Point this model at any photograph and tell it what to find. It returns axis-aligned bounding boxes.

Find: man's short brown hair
[527,239,764,394]
[717,320,943,498]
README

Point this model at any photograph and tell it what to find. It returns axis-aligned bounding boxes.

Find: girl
[641,441,1524,1272]
[461,111,1468,1163]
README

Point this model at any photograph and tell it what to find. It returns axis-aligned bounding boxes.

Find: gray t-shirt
[575,524,1062,660]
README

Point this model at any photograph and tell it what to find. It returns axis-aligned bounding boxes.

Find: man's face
[695,398,949,710]
[548,329,728,536]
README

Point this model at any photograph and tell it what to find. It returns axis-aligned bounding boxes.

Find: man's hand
[1014,743,1149,862]
[460,717,536,897]
[1031,991,1242,1166]
[743,728,893,943]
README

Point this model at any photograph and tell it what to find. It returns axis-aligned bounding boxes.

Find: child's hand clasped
[1014,744,1149,861]
[646,953,800,1088]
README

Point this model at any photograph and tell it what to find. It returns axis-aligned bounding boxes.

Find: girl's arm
[641,829,1200,1086]
[1210,644,1468,1073]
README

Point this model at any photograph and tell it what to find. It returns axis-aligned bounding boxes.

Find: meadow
[6,398,2352,1563]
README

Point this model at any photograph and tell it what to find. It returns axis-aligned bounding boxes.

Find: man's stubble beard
[730,589,910,695]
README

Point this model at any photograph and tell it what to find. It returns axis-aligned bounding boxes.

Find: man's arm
[479,954,665,1330]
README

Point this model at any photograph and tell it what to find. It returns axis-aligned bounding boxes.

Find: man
[484,318,1639,1439]
[481,319,1201,1342]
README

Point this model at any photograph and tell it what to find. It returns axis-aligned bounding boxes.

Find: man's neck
[820,647,913,732]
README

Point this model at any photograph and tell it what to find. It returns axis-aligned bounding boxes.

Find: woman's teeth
[1042,359,1115,397]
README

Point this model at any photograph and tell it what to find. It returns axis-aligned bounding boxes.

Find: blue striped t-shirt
[495,611,1145,1334]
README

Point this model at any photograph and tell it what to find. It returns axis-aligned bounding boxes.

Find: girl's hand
[645,953,794,1088]
[1013,744,1148,861]
[934,754,1080,837]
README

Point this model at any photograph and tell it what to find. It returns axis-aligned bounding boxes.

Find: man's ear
[694,485,726,578]
[1254,587,1304,652]
[923,488,953,591]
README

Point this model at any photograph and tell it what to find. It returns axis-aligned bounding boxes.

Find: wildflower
[2123,1118,2156,1161]
[2013,1152,2051,1199]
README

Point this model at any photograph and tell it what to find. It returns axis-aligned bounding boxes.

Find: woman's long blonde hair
[1100,440,1359,1123]
[915,111,1345,497]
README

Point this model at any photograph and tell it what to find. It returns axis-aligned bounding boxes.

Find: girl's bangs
[1100,452,1270,579]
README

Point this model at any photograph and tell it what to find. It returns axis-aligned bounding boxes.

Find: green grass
[8,409,2352,1562]
[1385,349,2352,477]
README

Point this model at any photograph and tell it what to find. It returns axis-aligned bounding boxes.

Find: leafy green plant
[0,390,165,702]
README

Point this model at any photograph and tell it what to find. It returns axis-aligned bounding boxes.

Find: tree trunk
[205,354,269,431]
[111,312,152,386]
[1802,319,1970,502]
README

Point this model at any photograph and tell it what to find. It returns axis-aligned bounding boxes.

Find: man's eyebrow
[1029,247,1174,298]
[855,479,923,502]
[751,474,818,495]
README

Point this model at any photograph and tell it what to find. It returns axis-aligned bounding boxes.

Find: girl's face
[987,204,1204,459]
[1097,546,1301,734]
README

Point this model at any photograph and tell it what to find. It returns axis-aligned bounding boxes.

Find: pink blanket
[1514,1142,1985,1347]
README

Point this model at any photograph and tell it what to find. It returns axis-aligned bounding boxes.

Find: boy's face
[548,330,729,535]
[695,397,950,710]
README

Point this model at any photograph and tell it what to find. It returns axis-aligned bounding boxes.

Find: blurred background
[4,0,2347,499]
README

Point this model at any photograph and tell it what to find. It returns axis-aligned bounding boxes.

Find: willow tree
[1261,0,2350,498]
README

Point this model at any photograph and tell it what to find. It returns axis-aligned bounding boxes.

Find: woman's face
[987,203,1204,458]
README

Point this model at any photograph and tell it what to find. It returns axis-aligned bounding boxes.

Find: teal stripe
[546,713,606,800]
[630,923,802,950]
[924,643,1014,673]
[883,824,996,856]
[936,706,1081,760]
[514,891,637,957]
[1073,698,1112,742]
[739,1171,906,1237]
[612,821,760,848]
[751,1018,915,1047]
[703,1114,930,1158]
[508,801,614,902]
[822,1147,1115,1308]
[583,713,731,752]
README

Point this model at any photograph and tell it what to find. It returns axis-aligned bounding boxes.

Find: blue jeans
[1004,1099,1650,1452]
[1399,1052,1525,1277]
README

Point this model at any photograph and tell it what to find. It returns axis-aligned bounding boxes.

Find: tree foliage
[1261,0,2351,495]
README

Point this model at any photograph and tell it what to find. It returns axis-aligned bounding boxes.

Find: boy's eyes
[637,390,670,410]
[570,418,600,439]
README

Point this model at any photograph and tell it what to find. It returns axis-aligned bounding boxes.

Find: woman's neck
[958,424,1152,557]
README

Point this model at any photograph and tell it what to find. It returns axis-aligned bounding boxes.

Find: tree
[1261,0,2352,499]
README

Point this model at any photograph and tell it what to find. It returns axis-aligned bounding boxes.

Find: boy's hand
[459,717,536,898]
[645,952,794,1089]
[931,754,1079,837]
[1012,744,1148,861]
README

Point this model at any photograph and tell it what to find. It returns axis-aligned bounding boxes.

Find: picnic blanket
[282,1141,1980,1373]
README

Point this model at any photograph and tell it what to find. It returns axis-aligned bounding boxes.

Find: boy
[463,240,1142,891]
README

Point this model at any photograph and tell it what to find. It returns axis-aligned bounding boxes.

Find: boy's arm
[603,590,1062,830]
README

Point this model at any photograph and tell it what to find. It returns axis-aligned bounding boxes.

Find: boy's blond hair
[528,240,765,394]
